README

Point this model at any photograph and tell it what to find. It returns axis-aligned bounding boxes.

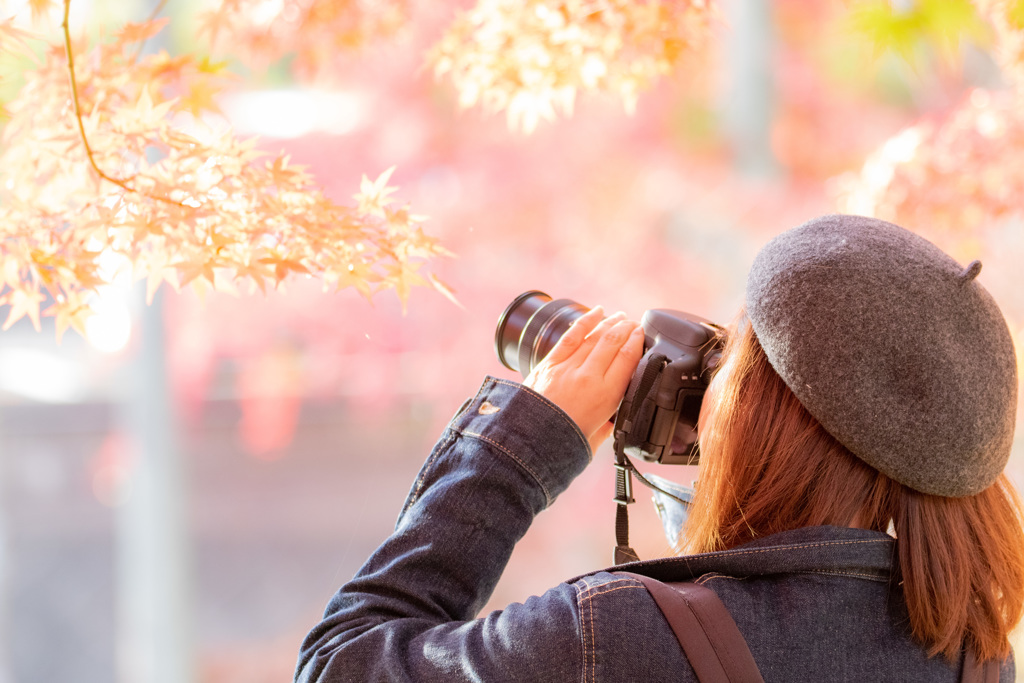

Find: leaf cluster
[978,0,1024,83]
[848,0,989,69]
[835,1,1024,242]
[429,0,716,133]
[197,0,409,80]
[0,15,447,338]
[839,88,1024,242]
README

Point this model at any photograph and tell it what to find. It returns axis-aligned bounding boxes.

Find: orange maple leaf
[259,256,312,282]
[196,8,233,48]
[115,18,171,46]
[429,273,463,310]
[28,0,55,25]
[181,79,224,118]
[0,17,38,56]
[2,287,46,331]
[175,259,217,288]
[44,292,92,342]
[353,167,398,217]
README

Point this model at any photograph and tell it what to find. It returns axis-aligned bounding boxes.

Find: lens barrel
[494,291,589,376]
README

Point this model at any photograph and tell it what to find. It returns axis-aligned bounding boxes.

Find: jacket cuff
[449,376,592,506]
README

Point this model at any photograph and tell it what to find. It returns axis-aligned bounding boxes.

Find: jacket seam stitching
[461,430,552,505]
[795,569,890,581]
[578,581,648,683]
[488,377,590,450]
[638,539,892,567]
[579,578,638,596]
[587,581,596,683]
[694,573,735,585]
[696,570,888,586]
[407,378,490,511]
[573,581,587,683]
[592,573,902,589]
[404,430,456,511]
[581,584,647,600]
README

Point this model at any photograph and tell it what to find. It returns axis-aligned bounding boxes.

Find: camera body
[494,292,725,465]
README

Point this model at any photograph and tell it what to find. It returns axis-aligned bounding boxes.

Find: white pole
[721,0,778,178]
[115,288,195,683]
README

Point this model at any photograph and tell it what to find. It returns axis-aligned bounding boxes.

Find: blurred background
[1,0,1023,681]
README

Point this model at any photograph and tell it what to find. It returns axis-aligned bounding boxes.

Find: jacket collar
[582,526,895,583]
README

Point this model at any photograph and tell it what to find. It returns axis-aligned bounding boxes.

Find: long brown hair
[685,314,1024,661]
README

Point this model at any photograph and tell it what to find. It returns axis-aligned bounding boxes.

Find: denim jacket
[295,377,1015,682]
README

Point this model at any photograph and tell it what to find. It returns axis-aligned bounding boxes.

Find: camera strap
[612,352,669,564]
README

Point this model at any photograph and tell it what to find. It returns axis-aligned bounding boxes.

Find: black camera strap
[613,352,669,564]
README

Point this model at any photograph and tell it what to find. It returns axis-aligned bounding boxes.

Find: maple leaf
[133,85,177,130]
[28,0,56,24]
[429,273,464,310]
[0,17,38,56]
[353,167,398,217]
[44,291,92,342]
[382,260,427,313]
[197,56,229,74]
[195,8,234,48]
[1,287,46,331]
[849,0,987,70]
[181,79,224,118]
[259,255,312,283]
[232,259,277,294]
[115,18,171,46]
[175,259,217,289]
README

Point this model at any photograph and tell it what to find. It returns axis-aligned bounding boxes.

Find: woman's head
[686,314,892,551]
[687,316,1024,660]
[743,214,1017,497]
[683,214,1024,661]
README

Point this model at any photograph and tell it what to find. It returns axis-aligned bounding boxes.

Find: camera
[494,291,725,465]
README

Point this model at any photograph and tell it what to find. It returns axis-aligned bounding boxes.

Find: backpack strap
[960,647,999,683]
[619,572,764,683]
[623,571,999,683]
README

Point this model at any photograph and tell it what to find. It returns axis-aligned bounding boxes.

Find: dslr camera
[494,291,725,466]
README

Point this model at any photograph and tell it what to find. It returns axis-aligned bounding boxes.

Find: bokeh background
[1,0,1023,681]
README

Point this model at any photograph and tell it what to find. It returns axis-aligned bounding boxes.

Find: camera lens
[494,291,590,376]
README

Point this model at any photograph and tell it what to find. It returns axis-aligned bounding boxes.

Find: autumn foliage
[1,0,1024,340]
[430,0,715,133]
[198,0,409,79]
[0,0,717,338]
[834,0,1024,249]
[0,4,451,338]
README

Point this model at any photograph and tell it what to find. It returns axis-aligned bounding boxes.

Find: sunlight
[84,286,132,354]
[221,89,367,139]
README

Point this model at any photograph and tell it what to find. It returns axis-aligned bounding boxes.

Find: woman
[294,215,1024,681]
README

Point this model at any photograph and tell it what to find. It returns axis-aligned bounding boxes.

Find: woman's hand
[524,306,645,453]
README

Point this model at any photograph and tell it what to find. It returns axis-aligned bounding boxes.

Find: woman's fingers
[582,319,644,378]
[523,307,645,453]
[572,311,627,362]
[541,306,605,366]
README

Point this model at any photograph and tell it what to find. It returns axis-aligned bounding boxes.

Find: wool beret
[745,214,1017,497]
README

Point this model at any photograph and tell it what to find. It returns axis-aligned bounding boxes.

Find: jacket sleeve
[294,376,593,682]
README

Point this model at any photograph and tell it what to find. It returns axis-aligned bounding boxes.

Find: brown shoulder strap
[619,572,765,683]
[621,572,1000,683]
[960,648,1000,683]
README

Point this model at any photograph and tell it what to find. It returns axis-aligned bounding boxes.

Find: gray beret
[746,214,1017,497]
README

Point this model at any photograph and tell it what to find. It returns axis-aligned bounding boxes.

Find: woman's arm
[295,310,643,682]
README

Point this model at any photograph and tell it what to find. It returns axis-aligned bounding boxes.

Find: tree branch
[61,0,186,208]
[131,0,170,62]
